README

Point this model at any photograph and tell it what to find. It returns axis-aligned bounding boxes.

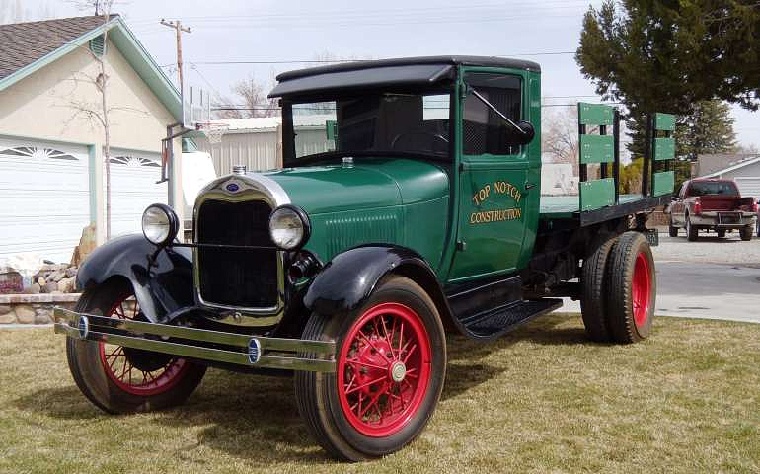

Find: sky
[6,0,760,150]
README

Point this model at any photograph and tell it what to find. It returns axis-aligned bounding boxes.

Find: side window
[462,73,522,156]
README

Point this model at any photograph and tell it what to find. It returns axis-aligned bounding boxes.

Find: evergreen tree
[675,100,736,159]
[576,0,756,156]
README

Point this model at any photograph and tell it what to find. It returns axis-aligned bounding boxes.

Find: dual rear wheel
[580,232,655,344]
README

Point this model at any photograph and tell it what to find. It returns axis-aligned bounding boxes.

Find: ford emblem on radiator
[225,182,240,193]
[248,338,262,364]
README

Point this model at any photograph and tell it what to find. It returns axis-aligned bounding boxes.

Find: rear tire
[580,237,617,342]
[66,279,206,414]
[686,216,698,241]
[668,218,678,237]
[605,232,655,344]
[294,276,446,461]
[740,225,752,241]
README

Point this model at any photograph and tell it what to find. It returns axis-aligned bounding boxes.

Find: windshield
[285,92,451,162]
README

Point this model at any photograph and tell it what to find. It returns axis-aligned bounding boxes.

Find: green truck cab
[55,56,674,460]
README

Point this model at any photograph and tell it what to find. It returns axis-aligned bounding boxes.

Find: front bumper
[53,307,335,372]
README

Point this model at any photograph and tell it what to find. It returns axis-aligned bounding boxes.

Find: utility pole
[160,19,191,94]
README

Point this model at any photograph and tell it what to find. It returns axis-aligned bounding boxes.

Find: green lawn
[1,314,759,473]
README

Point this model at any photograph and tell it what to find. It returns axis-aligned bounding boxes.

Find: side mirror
[505,120,535,146]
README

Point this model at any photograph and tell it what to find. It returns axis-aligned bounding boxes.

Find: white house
[0,15,185,264]
[702,155,760,199]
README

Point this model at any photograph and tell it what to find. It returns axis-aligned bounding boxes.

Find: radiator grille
[196,199,278,307]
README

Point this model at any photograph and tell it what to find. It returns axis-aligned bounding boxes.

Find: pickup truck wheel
[740,225,753,241]
[65,280,206,414]
[668,218,678,237]
[294,276,446,461]
[605,232,655,344]
[580,237,617,342]
[686,216,698,241]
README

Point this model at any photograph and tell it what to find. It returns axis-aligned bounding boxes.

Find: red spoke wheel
[98,295,191,396]
[338,302,431,436]
[295,276,446,461]
[605,232,656,343]
[66,280,206,414]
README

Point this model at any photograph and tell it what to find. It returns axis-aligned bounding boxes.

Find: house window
[110,156,160,168]
[0,146,78,161]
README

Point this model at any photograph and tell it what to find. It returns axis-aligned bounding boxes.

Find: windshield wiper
[468,87,530,136]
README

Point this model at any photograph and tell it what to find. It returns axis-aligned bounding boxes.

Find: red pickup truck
[668,178,758,241]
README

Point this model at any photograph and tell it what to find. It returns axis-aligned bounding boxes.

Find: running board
[459,298,563,340]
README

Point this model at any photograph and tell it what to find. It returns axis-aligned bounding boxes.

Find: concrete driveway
[562,232,760,323]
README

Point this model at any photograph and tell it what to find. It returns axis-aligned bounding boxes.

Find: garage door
[110,151,168,238]
[0,137,90,264]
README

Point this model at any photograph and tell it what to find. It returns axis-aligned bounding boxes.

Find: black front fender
[303,245,449,320]
[76,235,193,322]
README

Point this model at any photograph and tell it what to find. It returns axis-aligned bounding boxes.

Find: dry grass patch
[1,314,759,473]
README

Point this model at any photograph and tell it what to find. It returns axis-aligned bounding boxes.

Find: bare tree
[542,105,579,175]
[734,143,759,155]
[213,74,278,119]
[66,0,117,238]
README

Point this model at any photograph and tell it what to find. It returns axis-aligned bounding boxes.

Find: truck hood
[261,158,450,214]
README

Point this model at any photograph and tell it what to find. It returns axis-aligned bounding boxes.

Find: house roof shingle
[0,15,116,80]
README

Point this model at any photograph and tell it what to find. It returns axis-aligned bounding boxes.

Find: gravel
[652,230,760,267]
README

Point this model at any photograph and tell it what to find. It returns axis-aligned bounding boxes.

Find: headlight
[141,203,179,247]
[268,205,310,250]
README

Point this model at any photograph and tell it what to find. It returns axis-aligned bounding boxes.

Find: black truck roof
[268,55,541,99]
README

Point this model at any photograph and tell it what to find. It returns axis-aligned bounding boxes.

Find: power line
[126,1,596,26]
[159,51,575,67]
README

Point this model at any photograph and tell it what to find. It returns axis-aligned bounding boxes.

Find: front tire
[294,276,446,461]
[66,280,206,414]
[605,232,655,344]
[668,217,678,237]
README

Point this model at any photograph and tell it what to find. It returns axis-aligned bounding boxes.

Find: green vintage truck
[55,56,675,461]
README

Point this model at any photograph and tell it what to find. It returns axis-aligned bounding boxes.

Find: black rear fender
[76,234,193,322]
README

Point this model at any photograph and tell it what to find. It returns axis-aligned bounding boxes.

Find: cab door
[446,69,541,282]
[669,182,688,226]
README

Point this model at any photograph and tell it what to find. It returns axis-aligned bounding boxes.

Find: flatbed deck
[540,194,670,227]
[540,194,645,218]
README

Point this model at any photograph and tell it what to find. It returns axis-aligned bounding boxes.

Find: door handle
[524,183,536,190]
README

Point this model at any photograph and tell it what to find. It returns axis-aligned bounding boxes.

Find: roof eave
[108,17,182,121]
[0,16,182,123]
[703,156,760,178]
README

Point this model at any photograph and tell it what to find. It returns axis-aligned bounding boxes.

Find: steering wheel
[390,132,449,152]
